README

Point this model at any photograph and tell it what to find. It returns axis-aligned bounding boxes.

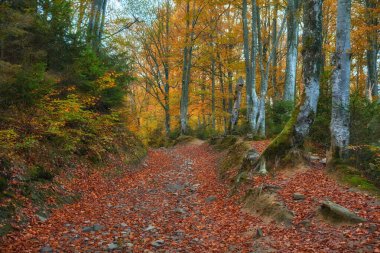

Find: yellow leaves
[0,129,19,150]
[97,71,120,91]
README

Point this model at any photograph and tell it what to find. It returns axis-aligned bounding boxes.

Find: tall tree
[135,1,172,136]
[87,0,108,51]
[179,0,204,134]
[283,0,300,103]
[246,0,323,173]
[364,0,379,102]
[330,0,352,160]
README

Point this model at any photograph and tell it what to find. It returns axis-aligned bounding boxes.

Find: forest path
[1,142,259,252]
[1,141,380,252]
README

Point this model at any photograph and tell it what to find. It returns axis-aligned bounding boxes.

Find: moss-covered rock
[320,200,366,224]
[218,141,250,179]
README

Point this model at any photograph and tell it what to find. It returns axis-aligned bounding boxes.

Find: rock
[246,149,260,161]
[120,223,128,228]
[174,208,187,214]
[93,224,103,231]
[299,219,311,227]
[320,200,367,223]
[255,228,263,238]
[368,224,377,233]
[205,196,217,203]
[82,226,93,232]
[36,214,48,222]
[126,243,134,248]
[293,193,306,201]
[107,242,119,250]
[309,154,320,161]
[144,225,156,231]
[166,183,184,192]
[40,245,53,253]
[320,158,327,164]
[190,184,200,192]
[151,239,165,247]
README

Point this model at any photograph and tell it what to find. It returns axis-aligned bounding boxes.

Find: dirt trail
[1,143,259,252]
[1,142,379,252]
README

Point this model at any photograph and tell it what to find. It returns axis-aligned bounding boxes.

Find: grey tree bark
[365,0,379,102]
[87,0,107,51]
[330,0,352,160]
[283,0,300,103]
[241,0,323,174]
[242,0,253,122]
[230,77,245,131]
[293,0,323,146]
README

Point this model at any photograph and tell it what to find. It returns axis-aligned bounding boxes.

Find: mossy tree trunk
[248,0,323,173]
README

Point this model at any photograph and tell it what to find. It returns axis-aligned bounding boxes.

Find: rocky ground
[0,141,379,252]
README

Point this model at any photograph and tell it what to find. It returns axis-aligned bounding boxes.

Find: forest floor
[0,141,379,252]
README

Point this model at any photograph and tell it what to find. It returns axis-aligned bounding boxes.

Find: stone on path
[293,193,306,201]
[107,242,118,250]
[320,200,367,223]
[144,225,156,231]
[40,245,53,253]
[166,183,185,192]
[205,196,217,203]
[151,239,165,248]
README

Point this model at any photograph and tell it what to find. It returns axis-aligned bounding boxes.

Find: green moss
[174,135,195,145]
[27,165,54,182]
[249,105,301,172]
[0,177,7,192]
[334,165,380,196]
[212,135,238,151]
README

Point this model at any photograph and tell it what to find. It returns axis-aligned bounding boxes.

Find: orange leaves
[1,142,379,252]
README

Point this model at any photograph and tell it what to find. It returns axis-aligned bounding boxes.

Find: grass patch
[333,165,380,196]
[210,135,238,151]
[27,165,54,182]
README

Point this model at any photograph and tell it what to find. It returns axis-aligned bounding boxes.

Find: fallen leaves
[0,141,379,252]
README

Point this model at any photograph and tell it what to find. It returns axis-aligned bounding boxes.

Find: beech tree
[283,0,300,103]
[245,0,323,173]
[330,0,352,160]
[179,0,205,134]
[364,0,379,102]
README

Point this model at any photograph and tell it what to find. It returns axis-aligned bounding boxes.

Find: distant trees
[135,1,173,136]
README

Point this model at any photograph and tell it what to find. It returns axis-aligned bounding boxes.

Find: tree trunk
[242,0,253,121]
[217,50,228,133]
[211,57,216,130]
[180,0,191,134]
[242,0,323,174]
[270,1,279,99]
[229,77,244,132]
[330,0,352,160]
[283,0,300,103]
[365,0,379,102]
